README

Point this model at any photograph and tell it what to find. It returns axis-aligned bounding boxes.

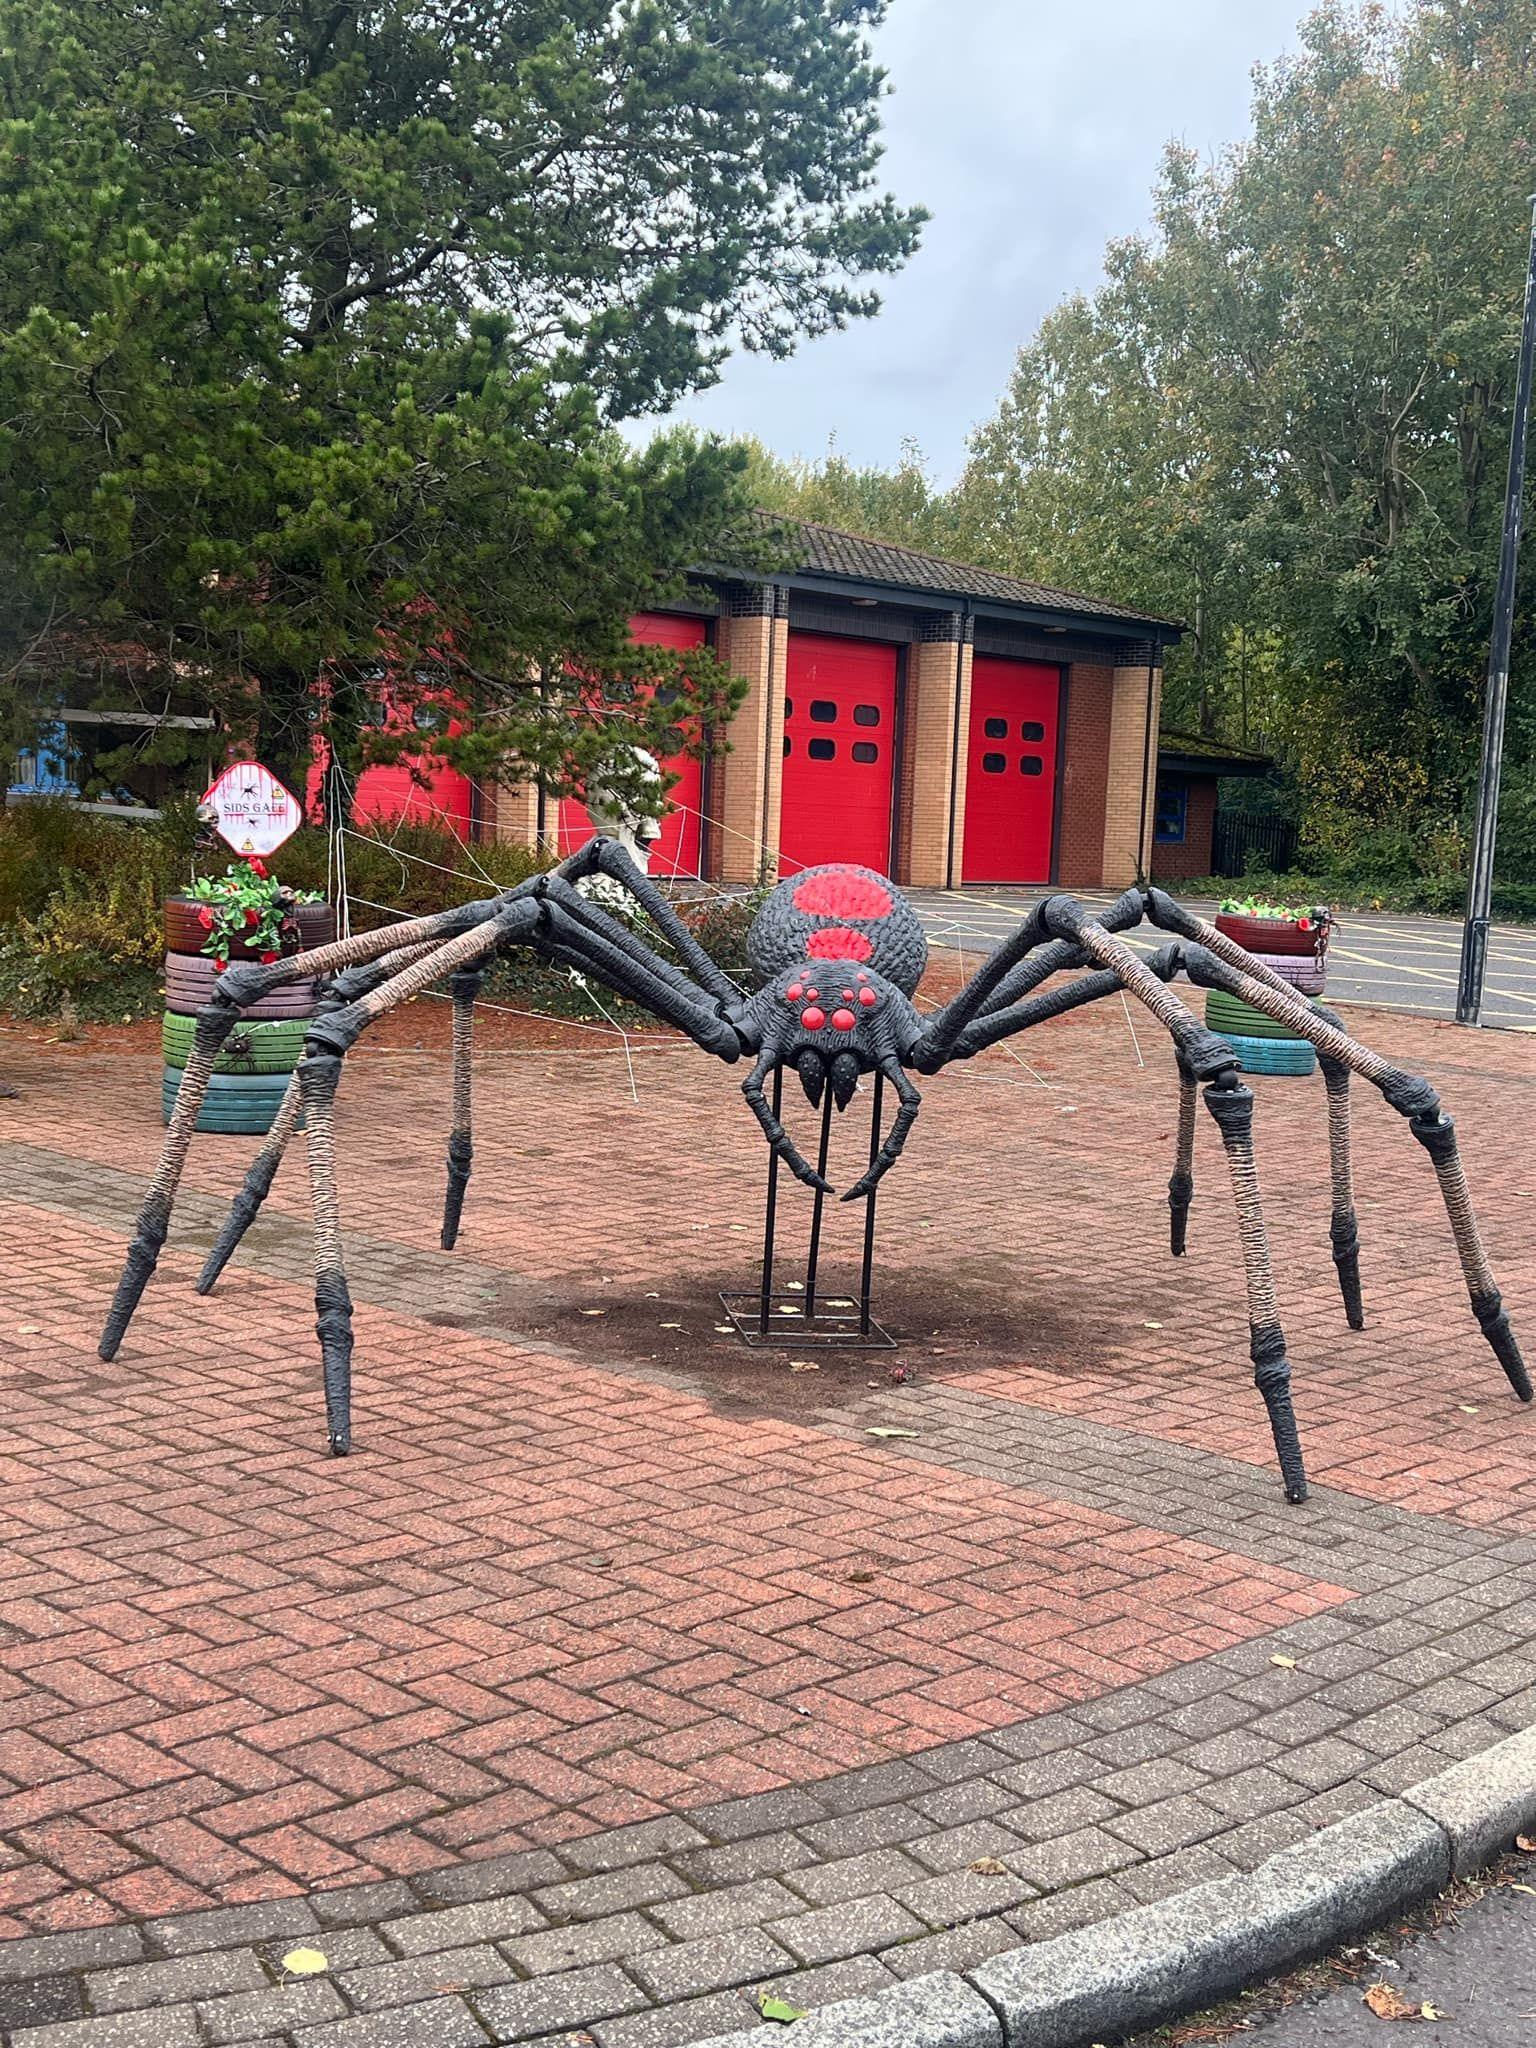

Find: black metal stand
[720,1071,895,1349]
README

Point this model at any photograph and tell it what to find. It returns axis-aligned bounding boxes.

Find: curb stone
[693,1728,1536,2047]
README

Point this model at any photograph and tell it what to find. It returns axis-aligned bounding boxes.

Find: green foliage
[0,0,923,812]
[1216,896,1328,925]
[185,862,324,966]
[737,435,958,555]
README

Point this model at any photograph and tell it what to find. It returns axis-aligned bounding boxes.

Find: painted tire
[161,1067,300,1134]
[164,896,336,960]
[1210,1030,1318,1078]
[1205,989,1320,1042]
[162,953,317,1019]
[1214,913,1323,959]
[1247,951,1327,995]
[162,1013,308,1073]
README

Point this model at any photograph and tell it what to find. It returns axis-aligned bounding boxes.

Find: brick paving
[0,996,1533,2043]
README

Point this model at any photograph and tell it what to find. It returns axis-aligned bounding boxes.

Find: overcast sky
[653,0,1308,484]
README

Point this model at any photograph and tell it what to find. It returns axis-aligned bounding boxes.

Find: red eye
[801,1006,826,1031]
[787,984,803,1001]
[858,988,877,1007]
[805,987,819,1000]
[831,1008,856,1031]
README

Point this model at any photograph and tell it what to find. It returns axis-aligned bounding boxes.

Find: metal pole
[858,1073,885,1336]
[802,1090,835,1321]
[757,1065,783,1334]
[1457,193,1536,1026]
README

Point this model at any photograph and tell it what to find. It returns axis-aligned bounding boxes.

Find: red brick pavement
[0,996,1531,1936]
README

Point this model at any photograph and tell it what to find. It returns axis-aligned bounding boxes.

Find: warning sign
[202,762,303,858]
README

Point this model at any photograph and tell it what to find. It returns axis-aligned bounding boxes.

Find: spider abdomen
[747,865,928,998]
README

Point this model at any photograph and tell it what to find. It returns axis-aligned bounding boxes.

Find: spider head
[755,960,893,1109]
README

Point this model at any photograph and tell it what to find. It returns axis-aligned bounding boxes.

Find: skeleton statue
[100,845,1530,1500]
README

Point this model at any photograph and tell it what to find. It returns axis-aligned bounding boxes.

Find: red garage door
[558,612,707,876]
[962,657,1061,883]
[780,633,898,873]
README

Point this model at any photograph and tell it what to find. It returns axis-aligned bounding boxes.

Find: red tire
[163,897,336,960]
[1214,912,1323,959]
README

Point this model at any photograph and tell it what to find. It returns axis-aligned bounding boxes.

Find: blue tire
[160,1067,299,1134]
[1210,1031,1318,1078]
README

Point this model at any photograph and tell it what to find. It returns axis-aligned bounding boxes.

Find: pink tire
[1247,950,1327,996]
[162,953,318,1019]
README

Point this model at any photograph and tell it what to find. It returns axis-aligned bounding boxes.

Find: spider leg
[441,967,483,1251]
[556,837,743,1004]
[1155,901,1530,1400]
[742,1049,833,1194]
[840,1059,921,1203]
[1170,1055,1198,1258]
[1203,1072,1309,1503]
[195,941,445,1295]
[99,901,509,1357]
[1317,1034,1365,1330]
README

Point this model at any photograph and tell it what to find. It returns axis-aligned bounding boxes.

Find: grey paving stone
[533,1864,689,1922]
[905,1739,1012,1786]
[1010,1823,1143,1891]
[653,1879,806,1942]
[88,1950,270,2013]
[781,1847,930,1908]
[475,1961,650,2040]
[199,1979,350,2042]
[691,1970,1003,2048]
[630,1929,795,2003]
[1114,1842,1243,1904]
[987,1713,1093,1761]
[563,1818,712,1872]
[690,1790,828,1842]
[796,1804,928,1860]
[290,2002,492,2048]
[1198,1766,1304,1821]
[259,1928,392,1972]
[905,1820,1027,1875]
[1160,1694,1256,1740]
[502,1910,669,1978]
[0,1979,84,2035]
[910,1778,1014,1828]
[312,1883,420,1927]
[0,1927,147,1984]
[11,2013,201,2048]
[757,1953,895,2007]
[896,1867,1034,1928]
[593,1989,760,2048]
[1084,1722,1184,1769]
[380,1896,549,1956]
[411,1852,569,1905]
[1006,1786,1119,1843]
[1104,1791,1227,1855]
[671,1834,819,1891]
[812,1763,937,1816]
[150,1898,323,1957]
[1271,1735,1374,1790]
[1004,1876,1141,1943]
[880,1915,1017,1980]
[340,1943,516,2010]
[1177,1729,1282,1776]
[767,1894,926,1967]
[994,1750,1097,1801]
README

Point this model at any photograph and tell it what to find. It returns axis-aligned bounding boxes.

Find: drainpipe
[943,604,970,889]
[1136,641,1159,886]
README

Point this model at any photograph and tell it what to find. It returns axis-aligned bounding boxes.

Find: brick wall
[1151,777,1218,881]
[1100,663,1161,885]
[1056,662,1114,888]
[708,593,783,884]
[895,616,971,888]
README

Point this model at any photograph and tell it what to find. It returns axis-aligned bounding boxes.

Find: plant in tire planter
[1215,895,1335,963]
[182,859,325,971]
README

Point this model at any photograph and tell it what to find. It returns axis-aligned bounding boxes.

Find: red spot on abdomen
[793,871,893,921]
[805,925,874,963]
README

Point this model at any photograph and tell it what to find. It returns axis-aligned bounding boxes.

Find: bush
[0,800,761,1024]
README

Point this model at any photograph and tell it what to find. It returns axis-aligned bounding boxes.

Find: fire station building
[475,517,1181,890]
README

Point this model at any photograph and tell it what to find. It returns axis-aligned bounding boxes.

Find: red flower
[259,950,279,965]
[244,906,260,927]
[197,906,214,929]
[247,857,268,879]
[1297,918,1312,932]
[213,958,227,972]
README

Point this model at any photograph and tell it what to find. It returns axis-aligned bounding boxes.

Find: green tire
[1210,1031,1318,1078]
[161,1013,308,1073]
[1205,989,1320,1042]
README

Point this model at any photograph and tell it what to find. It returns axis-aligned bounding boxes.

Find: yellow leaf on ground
[1270,1654,1298,1669]
[1362,1980,1421,2021]
[281,1949,329,1976]
[968,1856,1009,1875]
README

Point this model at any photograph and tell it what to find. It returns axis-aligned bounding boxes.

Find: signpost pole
[1456,193,1536,1026]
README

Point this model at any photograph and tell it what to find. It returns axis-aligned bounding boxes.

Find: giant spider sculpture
[100,840,1530,1501]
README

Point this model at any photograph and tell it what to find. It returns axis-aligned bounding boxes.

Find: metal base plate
[719,1291,896,1349]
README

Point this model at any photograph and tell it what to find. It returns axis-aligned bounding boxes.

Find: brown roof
[1158,726,1272,774]
[756,514,1182,633]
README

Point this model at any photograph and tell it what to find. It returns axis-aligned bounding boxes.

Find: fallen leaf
[281,1948,329,1976]
[846,1569,876,1584]
[866,1426,920,1439]
[968,1856,1009,1875]
[1143,1319,1163,1329]
[758,1992,809,2024]
[578,1308,606,1317]
[1458,1404,1480,1415]
[1362,1981,1420,2021]
[1419,2005,1448,2021]
[790,1359,819,1373]
[658,1322,683,1330]
[1507,1882,1536,1896]
[1517,1834,1536,1852]
[1270,1654,1298,1669]
[714,1324,734,1334]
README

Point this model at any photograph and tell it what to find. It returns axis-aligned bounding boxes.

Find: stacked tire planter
[1206,908,1329,1078]
[161,898,336,1134]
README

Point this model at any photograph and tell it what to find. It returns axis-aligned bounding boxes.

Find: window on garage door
[780,633,899,873]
